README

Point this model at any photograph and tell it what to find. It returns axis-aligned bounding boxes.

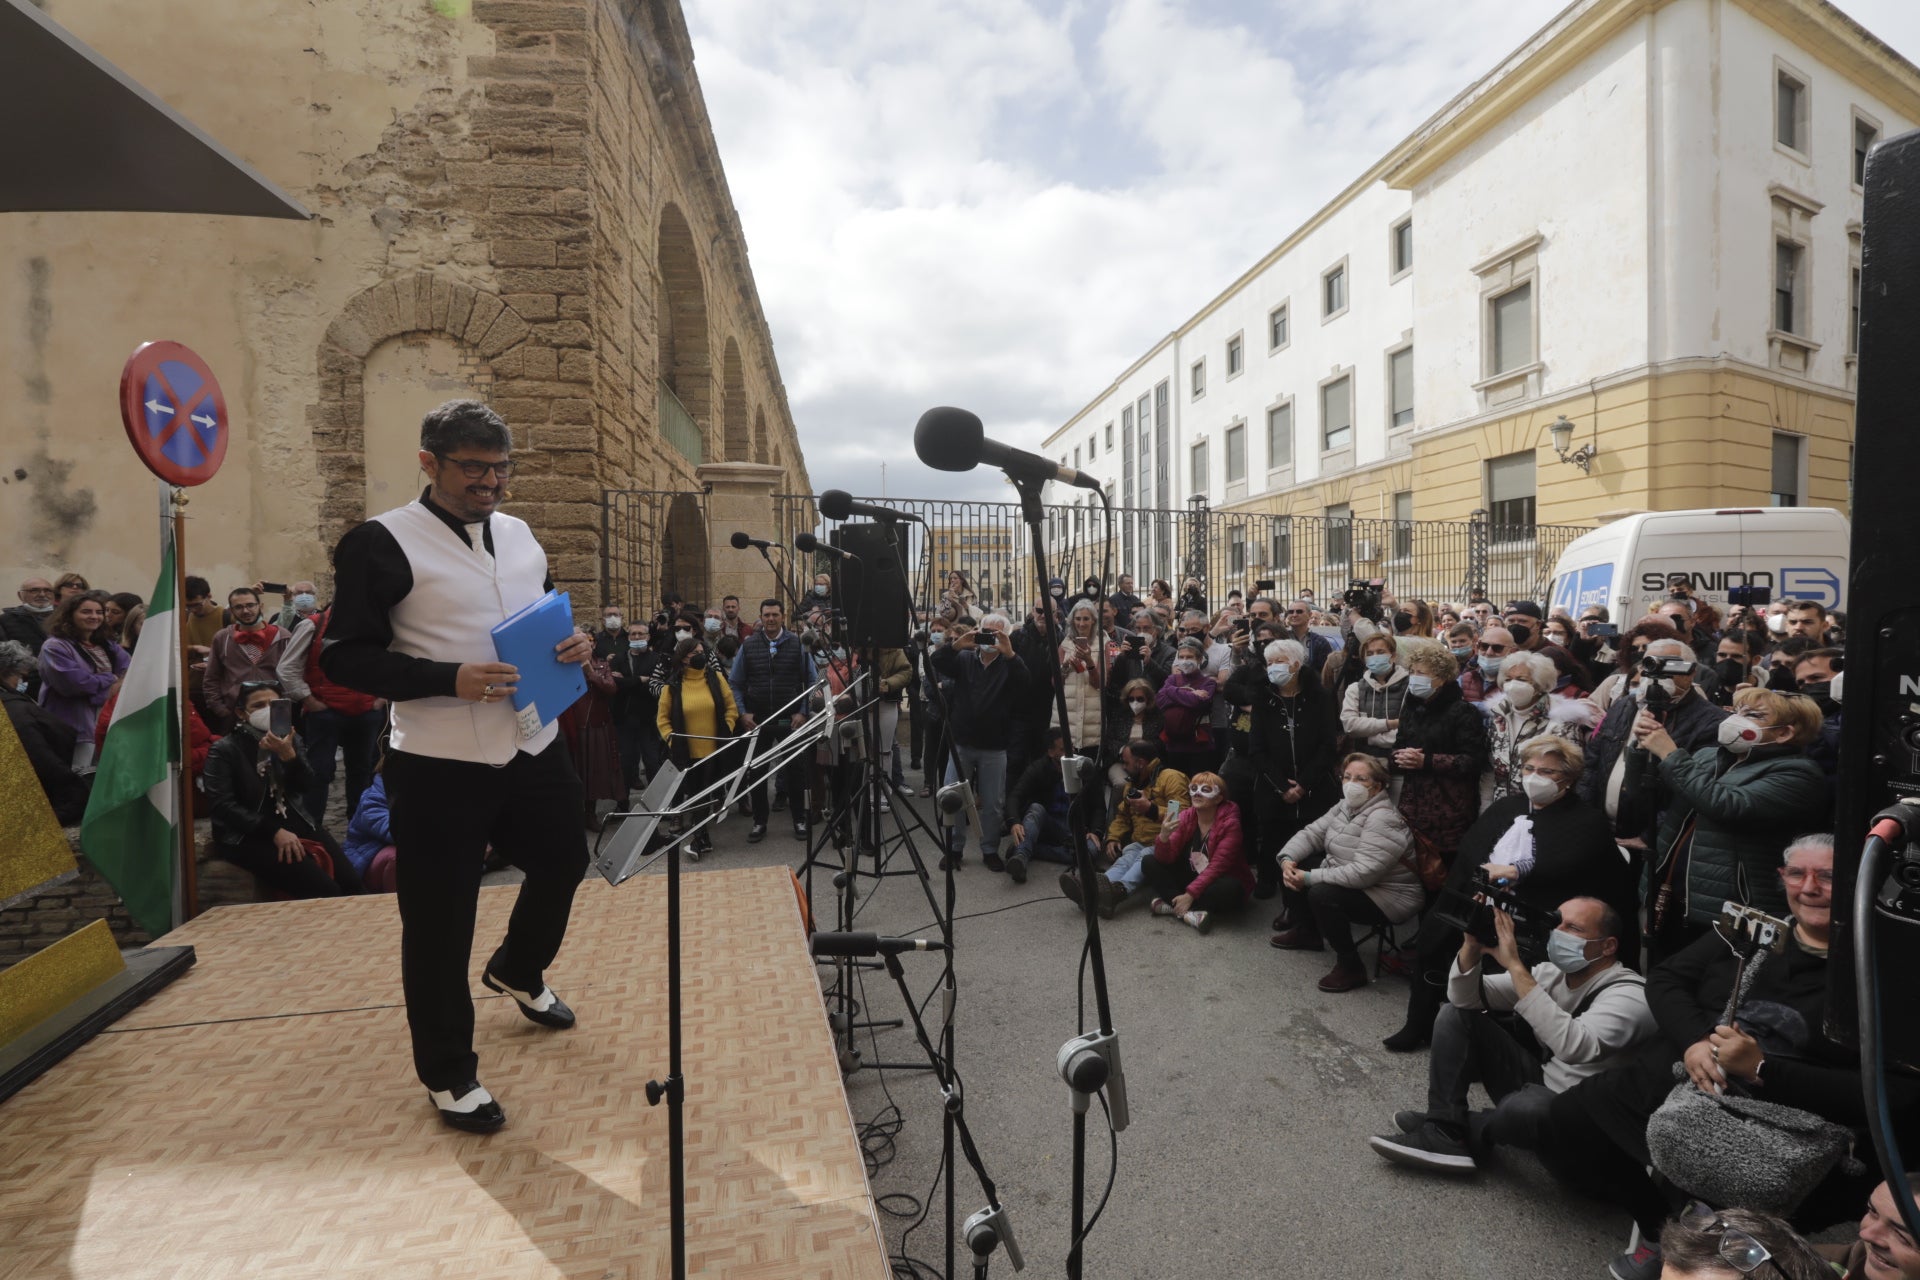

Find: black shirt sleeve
[319,520,462,701]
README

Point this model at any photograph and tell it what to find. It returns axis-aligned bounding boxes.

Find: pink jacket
[1152,800,1254,901]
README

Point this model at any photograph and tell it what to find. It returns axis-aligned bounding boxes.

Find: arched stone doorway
[753,405,769,464]
[721,336,748,461]
[656,204,710,458]
[362,335,488,515]
[662,491,710,606]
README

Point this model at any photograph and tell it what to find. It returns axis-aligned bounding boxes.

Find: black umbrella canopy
[0,0,309,218]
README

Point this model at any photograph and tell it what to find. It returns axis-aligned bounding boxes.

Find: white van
[1547,507,1849,621]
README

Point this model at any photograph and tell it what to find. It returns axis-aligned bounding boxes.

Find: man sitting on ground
[1368,896,1653,1172]
[1059,740,1188,916]
[1006,727,1074,883]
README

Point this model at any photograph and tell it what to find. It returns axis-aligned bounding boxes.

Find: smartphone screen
[269,697,294,738]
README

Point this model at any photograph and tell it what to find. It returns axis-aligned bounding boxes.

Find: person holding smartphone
[202,680,361,899]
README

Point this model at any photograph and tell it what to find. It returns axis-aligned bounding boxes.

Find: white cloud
[684,0,1920,502]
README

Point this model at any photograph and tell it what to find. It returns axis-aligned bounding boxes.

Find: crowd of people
[9,550,1915,1276]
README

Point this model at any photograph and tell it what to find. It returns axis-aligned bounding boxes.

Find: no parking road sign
[118,341,229,486]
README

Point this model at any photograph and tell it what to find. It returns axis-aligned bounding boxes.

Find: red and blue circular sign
[118,341,229,486]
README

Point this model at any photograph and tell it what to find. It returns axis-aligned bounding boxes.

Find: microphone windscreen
[818,489,854,521]
[914,406,985,473]
[794,532,820,553]
[729,530,752,550]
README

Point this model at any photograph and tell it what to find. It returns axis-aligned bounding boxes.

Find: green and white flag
[80,515,181,936]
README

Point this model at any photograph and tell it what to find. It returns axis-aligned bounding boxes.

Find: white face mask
[1718,715,1767,753]
[1128,699,1148,713]
[1766,613,1788,634]
[604,615,622,630]
[1503,680,1540,709]
[704,618,723,635]
[1520,771,1562,806]
[674,630,692,643]
[1342,780,1372,809]
[1173,658,1199,675]
[23,601,53,615]
[1266,662,1292,686]
[247,708,274,735]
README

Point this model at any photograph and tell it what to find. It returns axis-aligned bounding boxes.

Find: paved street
[593,787,1638,1280]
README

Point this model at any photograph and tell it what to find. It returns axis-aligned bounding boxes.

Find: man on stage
[323,399,592,1133]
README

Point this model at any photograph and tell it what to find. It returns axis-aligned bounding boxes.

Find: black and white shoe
[482,959,576,1030]
[430,1080,505,1133]
[747,823,767,844]
[1393,1109,1428,1135]
[1367,1122,1477,1173]
[792,821,810,842]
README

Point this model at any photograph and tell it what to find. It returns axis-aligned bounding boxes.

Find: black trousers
[1142,855,1248,914]
[385,739,588,1091]
[1278,852,1393,959]
[219,818,360,898]
[1426,1003,1550,1147]
[747,718,807,826]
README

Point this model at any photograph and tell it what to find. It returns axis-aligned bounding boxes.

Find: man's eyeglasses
[1683,1212,1776,1275]
[1779,866,1834,888]
[19,586,54,599]
[438,455,515,480]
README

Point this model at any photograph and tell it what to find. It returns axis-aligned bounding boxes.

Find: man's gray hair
[981,611,1012,633]
[420,399,511,455]
[0,640,37,678]
[1263,638,1306,665]
[1647,636,1697,665]
[1782,833,1834,865]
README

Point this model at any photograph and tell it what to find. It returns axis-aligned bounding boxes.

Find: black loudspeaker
[1828,125,1920,1070]
[833,522,910,650]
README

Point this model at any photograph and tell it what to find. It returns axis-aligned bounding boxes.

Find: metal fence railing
[765,493,1590,616]
[658,384,703,466]
[603,488,710,616]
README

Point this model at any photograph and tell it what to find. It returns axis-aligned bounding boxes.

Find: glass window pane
[1772,433,1800,504]
[1326,503,1352,565]
[1226,426,1246,482]
[1190,442,1207,493]
[1394,221,1413,273]
[1775,242,1800,333]
[1325,267,1346,315]
[1493,284,1532,374]
[1777,77,1800,148]
[1485,452,1536,533]
[1322,377,1352,451]
[1227,336,1243,375]
[1270,305,1288,348]
[1267,403,1292,469]
[1390,347,1414,427]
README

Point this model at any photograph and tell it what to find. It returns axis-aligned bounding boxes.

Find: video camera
[1342,577,1385,622]
[1432,870,1564,964]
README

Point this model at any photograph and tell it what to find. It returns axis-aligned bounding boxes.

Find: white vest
[372,500,559,765]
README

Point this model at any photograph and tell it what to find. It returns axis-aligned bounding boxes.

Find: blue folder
[489,589,588,739]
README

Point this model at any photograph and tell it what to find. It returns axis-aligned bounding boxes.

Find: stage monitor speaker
[1827,125,1920,1069]
[833,521,910,649]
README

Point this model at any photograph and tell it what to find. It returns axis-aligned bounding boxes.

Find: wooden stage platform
[0,867,890,1279]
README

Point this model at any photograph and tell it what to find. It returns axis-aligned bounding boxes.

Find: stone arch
[753,405,769,464]
[662,491,709,605]
[312,271,533,560]
[721,337,749,462]
[362,334,490,516]
[656,203,710,451]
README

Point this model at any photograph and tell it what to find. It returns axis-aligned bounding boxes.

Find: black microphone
[914,406,1102,491]
[809,931,949,957]
[819,489,924,524]
[794,531,857,560]
[730,531,777,550]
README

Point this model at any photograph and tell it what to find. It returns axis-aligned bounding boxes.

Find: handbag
[1404,825,1448,893]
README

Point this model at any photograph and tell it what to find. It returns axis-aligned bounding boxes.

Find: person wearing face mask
[1459,623,1516,708]
[656,636,741,858]
[592,603,628,660]
[273,581,321,632]
[1580,633,1726,848]
[1103,677,1164,795]
[1539,835,1920,1276]
[1386,736,1638,1052]
[1140,771,1250,933]
[1634,686,1829,962]
[202,681,361,898]
[1707,632,1759,708]
[1155,636,1218,778]
[1502,600,1594,694]
[0,576,58,658]
[1443,622,1485,703]
[1106,610,1174,695]
[1790,648,1845,796]
[1272,754,1420,990]
[918,621,952,799]
[1339,634,1411,767]
[1065,741,1190,916]
[1384,641,1487,893]
[1481,651,1594,805]
[1368,895,1651,1174]
[0,639,92,823]
[609,620,669,795]
[929,615,1027,870]
[1220,637,1339,900]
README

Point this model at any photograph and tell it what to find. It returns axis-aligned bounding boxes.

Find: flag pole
[171,482,198,926]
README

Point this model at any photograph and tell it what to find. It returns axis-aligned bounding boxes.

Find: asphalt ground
[576,782,1648,1280]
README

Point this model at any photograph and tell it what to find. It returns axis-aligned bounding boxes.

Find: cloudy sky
[682,0,1920,503]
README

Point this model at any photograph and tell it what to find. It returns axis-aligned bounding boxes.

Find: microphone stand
[1008,471,1127,1280]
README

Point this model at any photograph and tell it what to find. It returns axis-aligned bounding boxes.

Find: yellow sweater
[657,671,739,760]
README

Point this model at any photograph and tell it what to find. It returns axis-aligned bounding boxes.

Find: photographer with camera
[1106,610,1174,694]
[929,614,1027,870]
[1385,736,1636,1052]
[1581,633,1726,848]
[1635,685,1828,962]
[1368,894,1650,1172]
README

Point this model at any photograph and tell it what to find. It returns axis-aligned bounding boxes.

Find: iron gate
[602,489,710,617]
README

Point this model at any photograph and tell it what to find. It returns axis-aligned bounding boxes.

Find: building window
[1325,503,1352,566]
[1775,62,1809,158]
[1491,284,1534,376]
[1774,240,1804,335]
[1485,452,1536,536]
[1225,423,1246,484]
[1105,421,1114,452]
[1850,264,1862,356]
[1269,302,1290,352]
[1226,333,1243,377]
[1228,524,1247,576]
[1190,358,1206,400]
[1321,375,1352,453]
[1154,381,1170,507]
[1771,433,1803,506]
[1855,111,1881,188]
[1390,216,1413,279]
[1388,345,1414,429]
[1391,490,1413,561]
[1073,445,1081,471]
[1266,402,1293,471]
[1323,260,1349,320]
[1189,440,1208,495]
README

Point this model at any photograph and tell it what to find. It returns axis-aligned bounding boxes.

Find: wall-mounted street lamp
[1548,414,1597,474]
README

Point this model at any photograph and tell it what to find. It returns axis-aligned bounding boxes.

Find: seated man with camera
[1368,895,1652,1172]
